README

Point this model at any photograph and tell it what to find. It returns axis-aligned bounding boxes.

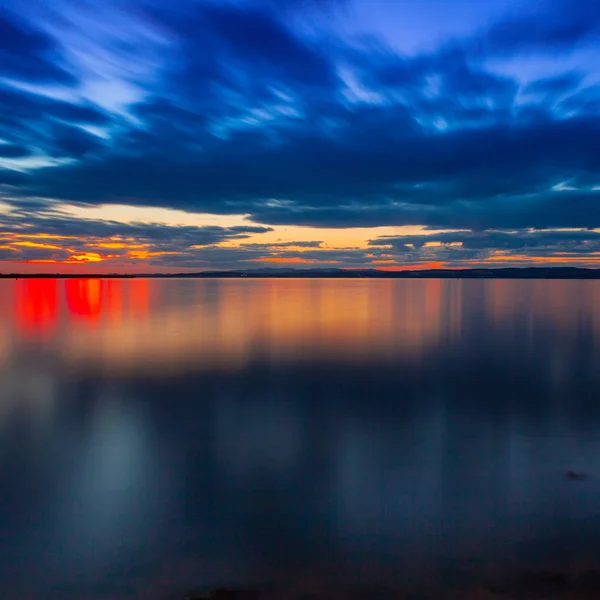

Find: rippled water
[2,278,600,598]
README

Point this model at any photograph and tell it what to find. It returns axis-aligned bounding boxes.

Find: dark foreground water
[2,278,600,599]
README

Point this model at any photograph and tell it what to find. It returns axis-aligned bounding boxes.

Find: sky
[1,0,600,273]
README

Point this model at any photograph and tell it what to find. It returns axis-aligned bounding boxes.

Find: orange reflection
[129,279,150,315]
[66,279,104,321]
[57,279,449,375]
[5,278,600,379]
[16,279,58,336]
[105,279,124,322]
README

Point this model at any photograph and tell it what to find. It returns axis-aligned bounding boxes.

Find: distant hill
[3,267,600,279]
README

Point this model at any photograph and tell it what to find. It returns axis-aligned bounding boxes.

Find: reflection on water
[1,278,600,598]
[7,278,456,372]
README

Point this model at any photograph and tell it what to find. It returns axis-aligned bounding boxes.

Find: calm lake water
[2,278,600,598]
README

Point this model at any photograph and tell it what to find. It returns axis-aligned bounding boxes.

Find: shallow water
[1,278,600,598]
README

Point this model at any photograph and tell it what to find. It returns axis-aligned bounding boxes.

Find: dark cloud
[559,85,600,116]
[357,226,600,268]
[50,125,106,158]
[523,73,583,97]
[264,0,348,12]
[472,0,600,56]
[0,247,19,261]
[0,170,29,186]
[199,3,334,88]
[0,9,74,83]
[0,245,72,262]
[243,187,600,232]
[0,144,31,159]
[0,208,272,248]
[147,0,337,120]
[4,0,596,234]
[371,229,600,253]
[17,108,600,231]
[0,86,112,161]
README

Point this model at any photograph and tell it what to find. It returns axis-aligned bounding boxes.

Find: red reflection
[16,279,58,335]
[66,279,104,321]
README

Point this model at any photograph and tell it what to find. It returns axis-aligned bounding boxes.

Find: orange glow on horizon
[25,259,64,264]
[128,250,178,260]
[25,252,117,265]
[68,253,104,262]
[4,212,600,273]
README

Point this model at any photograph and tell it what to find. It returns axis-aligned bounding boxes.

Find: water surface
[2,278,600,598]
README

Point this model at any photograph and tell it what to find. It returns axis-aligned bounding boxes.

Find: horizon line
[2,266,600,280]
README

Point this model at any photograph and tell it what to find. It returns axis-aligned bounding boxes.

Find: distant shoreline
[3,267,600,279]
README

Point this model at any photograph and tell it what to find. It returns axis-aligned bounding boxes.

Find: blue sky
[1,0,600,272]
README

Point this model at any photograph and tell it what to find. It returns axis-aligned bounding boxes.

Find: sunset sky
[1,0,600,272]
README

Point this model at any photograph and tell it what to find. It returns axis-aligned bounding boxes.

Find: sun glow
[3,202,600,272]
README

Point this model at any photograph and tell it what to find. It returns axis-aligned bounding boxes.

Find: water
[2,278,600,598]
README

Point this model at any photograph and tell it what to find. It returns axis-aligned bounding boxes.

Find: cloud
[265,0,348,12]
[1,0,600,268]
[15,105,600,227]
[0,85,112,164]
[0,87,109,125]
[372,229,600,251]
[5,6,597,227]
[366,227,600,268]
[0,208,271,244]
[475,0,600,56]
[523,73,583,97]
[0,202,275,266]
[0,143,31,159]
[143,243,380,270]
[0,9,74,83]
